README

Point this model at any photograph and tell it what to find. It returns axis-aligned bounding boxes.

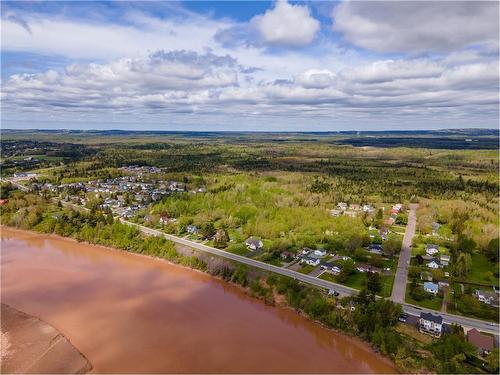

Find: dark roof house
[467,328,494,356]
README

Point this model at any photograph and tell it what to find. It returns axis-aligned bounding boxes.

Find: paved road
[3,179,498,335]
[120,219,358,297]
[123,219,499,335]
[391,203,418,303]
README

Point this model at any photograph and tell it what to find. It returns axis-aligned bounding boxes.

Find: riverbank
[1,303,92,374]
[1,226,397,373]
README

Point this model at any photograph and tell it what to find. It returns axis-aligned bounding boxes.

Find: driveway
[391,203,418,303]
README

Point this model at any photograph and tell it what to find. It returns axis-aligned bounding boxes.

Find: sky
[1,0,499,131]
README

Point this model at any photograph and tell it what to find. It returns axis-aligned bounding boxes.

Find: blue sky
[1,1,498,131]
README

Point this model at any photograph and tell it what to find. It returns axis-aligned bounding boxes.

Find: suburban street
[3,179,499,335]
[391,203,418,303]
[121,218,499,335]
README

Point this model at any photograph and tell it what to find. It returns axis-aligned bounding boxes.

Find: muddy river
[1,227,396,373]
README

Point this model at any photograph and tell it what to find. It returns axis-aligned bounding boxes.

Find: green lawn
[298,264,317,274]
[319,272,337,282]
[380,275,395,297]
[411,243,450,257]
[405,283,443,310]
[344,272,366,290]
[225,243,251,256]
[462,253,499,286]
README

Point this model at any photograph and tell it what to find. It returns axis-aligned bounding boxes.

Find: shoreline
[1,225,398,372]
[1,303,92,374]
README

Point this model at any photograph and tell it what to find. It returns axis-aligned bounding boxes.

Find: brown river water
[1,227,397,373]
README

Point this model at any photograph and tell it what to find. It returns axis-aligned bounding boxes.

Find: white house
[426,259,441,269]
[313,249,327,257]
[301,255,320,267]
[337,202,348,211]
[331,266,341,275]
[245,237,263,251]
[424,282,439,295]
[475,290,499,306]
[425,244,439,256]
[440,254,450,266]
[419,312,443,337]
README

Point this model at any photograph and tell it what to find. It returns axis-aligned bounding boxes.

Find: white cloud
[3,50,497,122]
[332,1,499,53]
[251,0,320,47]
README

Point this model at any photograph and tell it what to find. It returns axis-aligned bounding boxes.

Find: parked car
[398,313,408,322]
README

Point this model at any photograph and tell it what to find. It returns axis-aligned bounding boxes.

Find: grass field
[462,253,499,286]
[298,264,317,274]
[405,284,443,310]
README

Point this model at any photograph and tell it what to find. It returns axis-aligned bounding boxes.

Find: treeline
[1,192,497,373]
[0,193,207,271]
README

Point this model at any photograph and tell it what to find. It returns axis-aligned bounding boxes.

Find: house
[440,254,450,266]
[330,209,342,217]
[0,199,8,206]
[419,312,443,337]
[301,247,312,255]
[424,282,439,295]
[467,328,494,356]
[426,244,439,256]
[337,202,348,211]
[427,259,442,269]
[367,244,383,254]
[280,251,294,261]
[349,204,361,211]
[362,204,374,213]
[438,281,449,289]
[331,266,341,275]
[159,215,169,225]
[475,290,499,306]
[320,261,335,270]
[356,263,371,273]
[312,249,327,257]
[186,225,198,234]
[420,271,433,281]
[300,255,320,267]
[245,237,263,251]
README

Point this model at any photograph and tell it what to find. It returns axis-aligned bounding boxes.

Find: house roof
[467,328,494,351]
[246,237,262,246]
[426,244,438,250]
[420,312,443,324]
[424,282,439,291]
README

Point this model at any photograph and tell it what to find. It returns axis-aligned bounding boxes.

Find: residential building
[245,237,263,251]
[186,225,198,235]
[337,202,348,211]
[419,312,443,337]
[312,249,327,257]
[467,328,494,356]
[424,282,439,295]
[440,254,450,266]
[425,244,439,256]
[475,290,499,306]
[300,255,320,267]
[426,259,442,269]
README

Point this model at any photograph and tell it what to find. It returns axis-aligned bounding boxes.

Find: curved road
[3,180,498,335]
[121,218,499,335]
